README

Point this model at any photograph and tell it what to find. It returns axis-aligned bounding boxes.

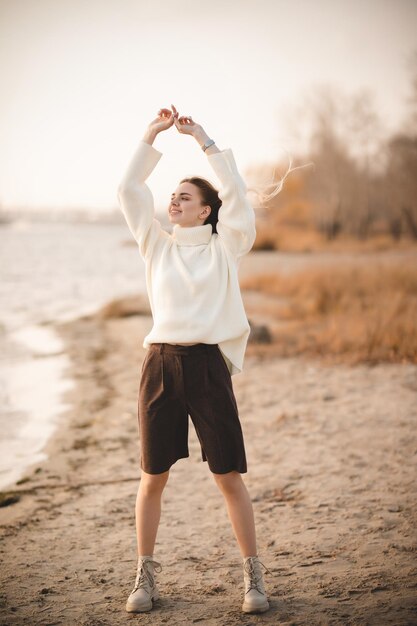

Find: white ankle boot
[242,555,271,613]
[125,556,162,613]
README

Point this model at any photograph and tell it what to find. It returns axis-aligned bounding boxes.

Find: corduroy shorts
[137,342,247,475]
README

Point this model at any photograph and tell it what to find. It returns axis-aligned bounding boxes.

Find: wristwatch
[201,138,216,152]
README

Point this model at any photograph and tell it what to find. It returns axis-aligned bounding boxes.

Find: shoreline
[0,323,76,492]
[0,292,416,624]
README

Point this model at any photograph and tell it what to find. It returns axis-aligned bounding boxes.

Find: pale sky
[0,0,416,213]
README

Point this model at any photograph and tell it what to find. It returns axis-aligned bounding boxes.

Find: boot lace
[243,557,273,594]
[133,558,162,593]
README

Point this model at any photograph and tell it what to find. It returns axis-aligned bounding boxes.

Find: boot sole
[242,599,270,613]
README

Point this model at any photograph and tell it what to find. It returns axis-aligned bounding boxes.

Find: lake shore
[1,251,416,625]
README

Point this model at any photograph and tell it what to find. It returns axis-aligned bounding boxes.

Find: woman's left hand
[171,104,203,138]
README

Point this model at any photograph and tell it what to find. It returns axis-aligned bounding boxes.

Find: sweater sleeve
[206,148,256,258]
[117,140,168,259]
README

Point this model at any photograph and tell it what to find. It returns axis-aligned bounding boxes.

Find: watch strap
[202,139,216,152]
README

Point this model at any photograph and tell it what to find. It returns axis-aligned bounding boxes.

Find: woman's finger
[179,115,193,125]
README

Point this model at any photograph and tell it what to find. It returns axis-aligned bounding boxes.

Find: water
[0,220,146,490]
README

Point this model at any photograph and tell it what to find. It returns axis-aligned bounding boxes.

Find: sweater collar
[172,223,213,246]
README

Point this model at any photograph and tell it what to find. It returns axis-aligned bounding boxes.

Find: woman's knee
[212,470,242,494]
[139,469,170,495]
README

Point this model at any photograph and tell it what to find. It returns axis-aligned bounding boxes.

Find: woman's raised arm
[117,109,177,259]
[171,107,256,258]
[206,148,256,258]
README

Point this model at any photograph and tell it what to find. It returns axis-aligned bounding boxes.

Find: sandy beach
[1,251,417,625]
[2,0,417,622]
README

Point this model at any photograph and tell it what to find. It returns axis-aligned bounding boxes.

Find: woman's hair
[181,153,314,233]
[246,151,315,206]
[180,176,222,233]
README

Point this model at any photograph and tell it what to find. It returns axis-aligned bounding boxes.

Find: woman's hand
[171,103,210,142]
[147,106,179,135]
[170,104,199,136]
[142,104,213,149]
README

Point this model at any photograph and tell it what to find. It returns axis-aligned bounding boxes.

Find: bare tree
[300,84,385,238]
[251,74,417,242]
[403,49,417,137]
[381,50,417,239]
[385,134,417,238]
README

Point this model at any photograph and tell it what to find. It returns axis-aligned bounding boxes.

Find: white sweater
[117,139,256,376]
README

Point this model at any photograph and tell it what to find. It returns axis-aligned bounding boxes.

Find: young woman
[117,104,272,615]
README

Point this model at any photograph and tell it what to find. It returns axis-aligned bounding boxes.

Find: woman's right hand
[147,105,179,134]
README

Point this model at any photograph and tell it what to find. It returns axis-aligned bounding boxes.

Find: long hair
[181,153,313,233]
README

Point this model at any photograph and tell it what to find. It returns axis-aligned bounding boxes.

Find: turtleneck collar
[172,223,213,246]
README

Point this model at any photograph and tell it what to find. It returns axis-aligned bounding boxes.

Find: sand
[1,256,417,625]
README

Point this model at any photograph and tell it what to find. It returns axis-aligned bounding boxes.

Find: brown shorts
[138,342,247,475]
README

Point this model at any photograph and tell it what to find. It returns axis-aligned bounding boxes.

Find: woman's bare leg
[135,469,170,555]
[212,471,257,557]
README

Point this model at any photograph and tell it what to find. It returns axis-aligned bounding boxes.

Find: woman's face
[168,182,211,228]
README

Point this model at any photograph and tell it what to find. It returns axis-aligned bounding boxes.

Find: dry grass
[241,262,417,365]
[252,220,417,253]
